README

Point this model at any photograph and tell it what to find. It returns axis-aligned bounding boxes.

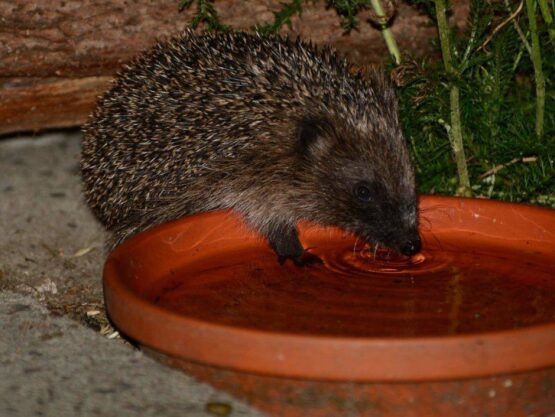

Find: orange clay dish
[103,195,555,383]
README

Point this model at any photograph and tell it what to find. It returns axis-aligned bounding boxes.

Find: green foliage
[178,0,375,33]
[176,0,554,206]
[178,0,230,31]
[326,0,373,31]
[399,0,555,205]
[255,0,304,34]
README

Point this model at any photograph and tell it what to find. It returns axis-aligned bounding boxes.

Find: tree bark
[0,0,468,136]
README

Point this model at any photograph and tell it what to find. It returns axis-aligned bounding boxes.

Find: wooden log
[0,77,112,136]
[0,0,468,136]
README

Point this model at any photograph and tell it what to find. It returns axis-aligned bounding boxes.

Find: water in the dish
[152,237,555,338]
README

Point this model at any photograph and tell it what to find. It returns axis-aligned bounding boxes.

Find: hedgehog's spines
[81,31,417,256]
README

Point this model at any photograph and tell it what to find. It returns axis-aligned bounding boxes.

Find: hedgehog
[81,30,421,265]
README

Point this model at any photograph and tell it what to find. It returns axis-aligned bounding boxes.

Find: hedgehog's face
[334,175,421,256]
[295,116,421,256]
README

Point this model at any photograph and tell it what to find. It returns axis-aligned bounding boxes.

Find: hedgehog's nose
[400,236,421,256]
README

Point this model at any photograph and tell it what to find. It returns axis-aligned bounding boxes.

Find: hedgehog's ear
[296,117,332,157]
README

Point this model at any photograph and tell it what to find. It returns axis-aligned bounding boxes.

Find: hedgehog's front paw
[268,224,322,267]
[273,239,305,267]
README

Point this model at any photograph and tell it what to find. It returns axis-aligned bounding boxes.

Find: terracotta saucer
[104,195,555,382]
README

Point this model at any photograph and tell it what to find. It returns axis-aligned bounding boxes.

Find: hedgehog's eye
[354,181,372,203]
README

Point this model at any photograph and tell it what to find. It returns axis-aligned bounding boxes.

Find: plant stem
[525,0,546,138]
[538,0,555,45]
[370,0,401,64]
[435,0,455,73]
[504,0,532,55]
[434,0,472,196]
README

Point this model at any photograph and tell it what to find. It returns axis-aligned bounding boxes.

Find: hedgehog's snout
[380,228,421,257]
[399,235,422,256]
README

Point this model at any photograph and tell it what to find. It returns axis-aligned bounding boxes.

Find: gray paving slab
[0,132,265,417]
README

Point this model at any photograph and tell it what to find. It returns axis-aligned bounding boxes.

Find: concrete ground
[0,131,265,417]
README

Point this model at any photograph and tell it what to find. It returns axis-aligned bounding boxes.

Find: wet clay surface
[152,234,555,338]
